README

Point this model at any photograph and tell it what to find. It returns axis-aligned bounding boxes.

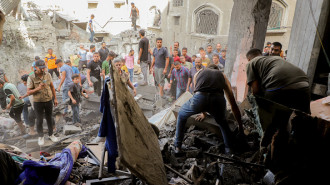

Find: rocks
[63,125,82,135]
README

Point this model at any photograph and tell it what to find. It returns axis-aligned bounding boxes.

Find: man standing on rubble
[27,60,58,146]
[102,51,117,78]
[130,2,139,31]
[175,64,243,154]
[87,45,96,63]
[170,61,189,99]
[89,14,95,42]
[45,48,59,78]
[87,52,103,96]
[186,57,204,93]
[137,29,149,86]
[56,59,73,116]
[98,42,110,62]
[77,44,88,70]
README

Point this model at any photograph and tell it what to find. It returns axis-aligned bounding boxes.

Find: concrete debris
[63,125,82,135]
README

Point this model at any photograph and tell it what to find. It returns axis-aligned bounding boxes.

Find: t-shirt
[0,68,5,81]
[206,52,213,60]
[189,66,205,91]
[17,83,27,96]
[60,64,73,88]
[88,19,93,30]
[72,66,79,74]
[98,48,110,62]
[184,55,192,63]
[183,62,193,70]
[88,60,102,78]
[246,56,309,91]
[78,49,87,61]
[201,58,211,67]
[102,60,110,75]
[194,68,225,94]
[153,47,169,69]
[45,54,57,69]
[220,57,226,67]
[27,72,53,102]
[3,83,24,108]
[69,83,82,104]
[139,37,149,61]
[86,52,94,62]
[125,55,134,69]
[121,65,128,73]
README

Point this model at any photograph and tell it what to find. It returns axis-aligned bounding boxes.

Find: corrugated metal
[0,0,21,15]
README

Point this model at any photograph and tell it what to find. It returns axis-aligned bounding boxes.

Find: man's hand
[19,96,24,100]
[38,83,45,90]
[89,82,93,87]
[163,69,167,75]
[133,89,137,96]
[6,104,11,110]
[149,68,153,74]
[85,94,89,99]
[72,99,77,105]
[137,60,140,64]
[167,74,171,79]
[57,86,61,92]
[54,98,58,106]
[195,113,206,122]
[186,87,190,92]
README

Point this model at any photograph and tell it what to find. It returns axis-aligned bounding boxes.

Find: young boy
[121,58,129,74]
[125,49,135,83]
[68,74,88,124]
[191,55,197,67]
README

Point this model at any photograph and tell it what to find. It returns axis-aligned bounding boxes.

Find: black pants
[132,17,137,31]
[9,105,24,123]
[92,76,102,96]
[0,149,22,185]
[0,88,6,109]
[34,101,53,137]
[78,60,87,71]
[48,68,59,78]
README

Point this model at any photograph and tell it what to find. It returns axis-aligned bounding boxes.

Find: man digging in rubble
[56,59,73,116]
[27,60,59,146]
[0,79,26,135]
[174,64,243,154]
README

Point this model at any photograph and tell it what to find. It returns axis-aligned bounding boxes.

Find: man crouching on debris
[114,58,137,96]
[175,64,243,154]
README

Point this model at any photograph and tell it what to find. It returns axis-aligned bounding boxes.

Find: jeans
[176,87,185,99]
[175,92,232,149]
[128,68,134,83]
[62,86,70,114]
[140,61,149,84]
[23,98,30,126]
[89,28,95,42]
[71,104,81,123]
[34,101,53,137]
[91,76,102,96]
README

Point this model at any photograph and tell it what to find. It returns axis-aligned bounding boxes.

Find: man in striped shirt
[170,61,189,99]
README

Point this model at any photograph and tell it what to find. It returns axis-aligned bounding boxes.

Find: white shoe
[38,137,45,146]
[49,134,59,142]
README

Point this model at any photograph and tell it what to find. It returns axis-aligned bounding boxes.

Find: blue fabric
[78,50,87,61]
[71,104,80,123]
[176,86,185,99]
[72,66,79,74]
[62,86,70,114]
[89,28,94,43]
[175,93,232,149]
[98,77,118,173]
[153,47,169,68]
[219,57,226,67]
[60,64,73,88]
[128,68,134,83]
[23,98,30,126]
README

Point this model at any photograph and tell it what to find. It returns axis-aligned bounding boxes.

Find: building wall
[264,0,297,52]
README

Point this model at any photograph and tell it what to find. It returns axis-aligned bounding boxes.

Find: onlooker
[0,68,9,109]
[137,29,150,86]
[89,14,95,42]
[200,48,211,67]
[0,79,26,135]
[206,45,213,59]
[220,50,226,68]
[213,43,222,57]
[68,74,88,124]
[182,47,192,63]
[170,61,189,99]
[18,75,33,135]
[271,42,283,57]
[87,45,96,63]
[170,42,181,57]
[56,59,73,115]
[125,49,135,82]
[130,2,139,31]
[27,60,58,145]
[87,52,103,96]
[45,48,59,78]
[121,58,129,74]
[191,55,197,67]
[30,56,40,74]
[151,37,169,98]
[263,42,272,56]
[213,54,224,72]
[77,44,88,70]
[180,55,193,70]
[186,57,204,92]
[114,58,137,96]
[66,60,84,85]
[102,51,117,77]
[98,42,110,62]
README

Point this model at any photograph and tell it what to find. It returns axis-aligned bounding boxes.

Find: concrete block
[63,125,82,135]
[81,94,101,110]
[26,139,39,148]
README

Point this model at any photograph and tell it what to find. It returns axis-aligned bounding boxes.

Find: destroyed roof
[55,12,78,22]
[0,0,21,14]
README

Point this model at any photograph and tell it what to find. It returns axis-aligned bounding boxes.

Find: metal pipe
[164,164,193,184]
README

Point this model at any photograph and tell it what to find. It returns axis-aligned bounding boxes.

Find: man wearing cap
[56,59,73,115]
[45,48,59,78]
[137,29,149,86]
[130,2,139,31]
[87,52,103,96]
[27,60,58,146]
[102,51,117,78]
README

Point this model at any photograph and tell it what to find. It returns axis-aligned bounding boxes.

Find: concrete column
[286,0,330,83]
[224,0,272,102]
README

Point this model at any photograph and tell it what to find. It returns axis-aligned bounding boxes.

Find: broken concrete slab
[63,125,82,135]
[26,138,53,148]
[81,94,100,110]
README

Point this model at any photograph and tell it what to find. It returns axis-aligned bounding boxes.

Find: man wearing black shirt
[87,52,102,96]
[137,29,149,86]
[174,64,243,154]
[98,42,110,62]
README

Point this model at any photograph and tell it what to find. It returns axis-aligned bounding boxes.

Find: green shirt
[102,60,110,75]
[3,83,24,108]
[183,62,193,70]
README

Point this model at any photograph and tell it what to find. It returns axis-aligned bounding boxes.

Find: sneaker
[49,134,59,142]
[38,137,45,146]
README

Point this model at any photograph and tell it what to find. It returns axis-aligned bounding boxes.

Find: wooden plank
[109,63,167,185]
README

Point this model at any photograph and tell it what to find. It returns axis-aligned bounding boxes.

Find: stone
[81,94,101,110]
[63,125,82,135]
[26,139,39,148]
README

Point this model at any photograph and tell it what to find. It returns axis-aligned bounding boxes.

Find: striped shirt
[171,66,189,90]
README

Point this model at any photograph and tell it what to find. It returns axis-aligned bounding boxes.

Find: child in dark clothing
[68,74,88,123]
